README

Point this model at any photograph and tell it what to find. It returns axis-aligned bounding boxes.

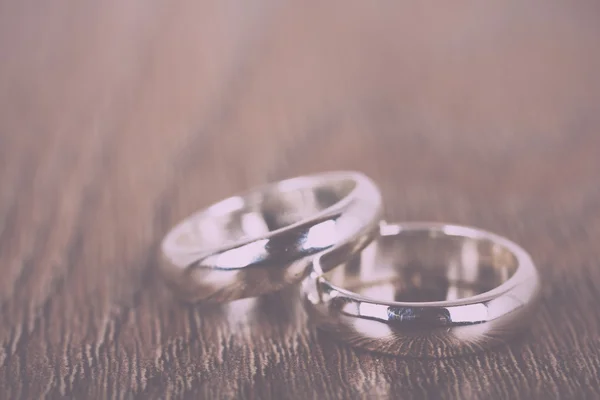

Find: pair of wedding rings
[160,171,541,358]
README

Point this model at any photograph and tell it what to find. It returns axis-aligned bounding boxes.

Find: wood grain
[1,1,600,398]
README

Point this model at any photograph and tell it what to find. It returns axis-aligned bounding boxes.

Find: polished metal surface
[161,171,382,303]
[303,222,541,358]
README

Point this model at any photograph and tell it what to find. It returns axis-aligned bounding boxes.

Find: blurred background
[1,1,599,398]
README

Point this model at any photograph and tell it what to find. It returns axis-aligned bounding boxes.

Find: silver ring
[303,221,541,357]
[160,171,382,303]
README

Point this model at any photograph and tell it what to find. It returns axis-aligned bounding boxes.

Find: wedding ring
[161,171,382,303]
[303,222,541,357]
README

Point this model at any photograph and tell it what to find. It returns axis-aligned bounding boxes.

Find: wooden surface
[1,1,600,399]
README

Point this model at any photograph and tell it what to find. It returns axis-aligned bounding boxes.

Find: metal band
[303,222,541,357]
[160,171,382,303]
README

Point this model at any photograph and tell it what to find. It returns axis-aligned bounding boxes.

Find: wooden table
[1,2,599,399]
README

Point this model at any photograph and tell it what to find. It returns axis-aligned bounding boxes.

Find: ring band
[303,222,541,357]
[160,171,382,303]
